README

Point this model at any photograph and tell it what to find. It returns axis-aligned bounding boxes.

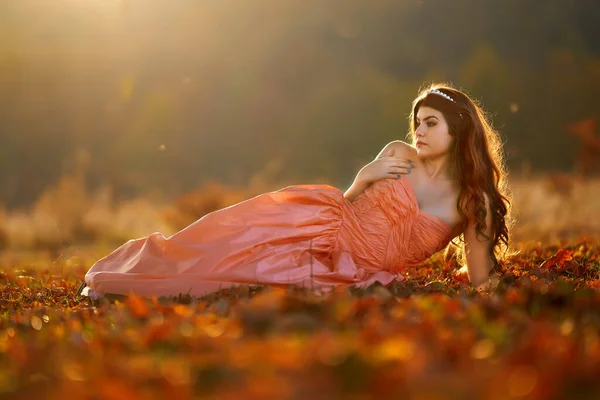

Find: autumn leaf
[540,249,575,270]
[1,239,600,399]
[125,293,149,318]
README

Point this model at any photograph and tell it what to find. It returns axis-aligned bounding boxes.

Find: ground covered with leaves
[1,239,599,400]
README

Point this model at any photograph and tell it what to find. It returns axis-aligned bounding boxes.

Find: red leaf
[540,249,574,270]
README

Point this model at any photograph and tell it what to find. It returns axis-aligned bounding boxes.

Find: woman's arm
[343,178,372,202]
[464,193,498,292]
[343,140,415,202]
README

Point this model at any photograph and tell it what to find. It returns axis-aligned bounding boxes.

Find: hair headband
[426,89,464,119]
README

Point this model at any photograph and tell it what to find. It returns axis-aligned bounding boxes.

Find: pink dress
[81,177,453,298]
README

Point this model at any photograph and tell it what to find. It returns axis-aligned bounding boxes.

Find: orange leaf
[173,304,193,318]
[142,322,173,347]
[99,378,144,400]
[126,293,149,318]
[540,249,574,270]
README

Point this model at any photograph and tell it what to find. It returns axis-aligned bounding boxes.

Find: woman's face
[414,106,453,159]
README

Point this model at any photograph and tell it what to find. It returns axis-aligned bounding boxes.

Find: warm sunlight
[2,2,600,398]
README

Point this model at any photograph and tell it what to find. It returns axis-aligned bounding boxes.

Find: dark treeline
[1,0,599,208]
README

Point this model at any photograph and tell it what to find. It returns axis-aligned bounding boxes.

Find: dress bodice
[337,177,453,272]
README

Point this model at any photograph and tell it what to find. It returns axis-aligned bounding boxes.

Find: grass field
[1,173,599,399]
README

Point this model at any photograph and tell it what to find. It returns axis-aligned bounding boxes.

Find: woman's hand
[355,147,415,185]
[475,274,500,294]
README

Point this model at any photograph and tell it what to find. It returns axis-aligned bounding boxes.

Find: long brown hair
[407,82,516,276]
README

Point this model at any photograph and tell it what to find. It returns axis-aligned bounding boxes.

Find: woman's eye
[427,122,435,127]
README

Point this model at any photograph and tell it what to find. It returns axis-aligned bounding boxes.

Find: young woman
[78,83,512,299]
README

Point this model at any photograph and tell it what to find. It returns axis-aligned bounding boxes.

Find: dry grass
[510,172,600,243]
[0,168,598,251]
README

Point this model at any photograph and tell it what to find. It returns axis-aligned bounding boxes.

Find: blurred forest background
[0,0,600,249]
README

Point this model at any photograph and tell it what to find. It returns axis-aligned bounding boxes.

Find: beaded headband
[427,89,464,119]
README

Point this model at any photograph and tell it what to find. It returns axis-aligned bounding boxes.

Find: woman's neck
[421,154,456,183]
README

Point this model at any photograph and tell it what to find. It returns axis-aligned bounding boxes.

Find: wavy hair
[406,82,516,277]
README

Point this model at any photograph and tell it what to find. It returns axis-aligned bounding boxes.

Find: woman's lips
[416,141,426,147]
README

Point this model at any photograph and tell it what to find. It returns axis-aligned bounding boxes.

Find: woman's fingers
[387,169,412,177]
[387,159,414,168]
[387,165,405,172]
[388,164,413,172]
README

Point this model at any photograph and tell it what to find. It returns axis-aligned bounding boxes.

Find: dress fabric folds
[82,177,453,298]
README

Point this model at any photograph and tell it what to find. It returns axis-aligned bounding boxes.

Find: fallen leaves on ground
[1,239,600,400]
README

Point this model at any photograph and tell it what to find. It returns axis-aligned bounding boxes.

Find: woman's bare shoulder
[376,140,417,159]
